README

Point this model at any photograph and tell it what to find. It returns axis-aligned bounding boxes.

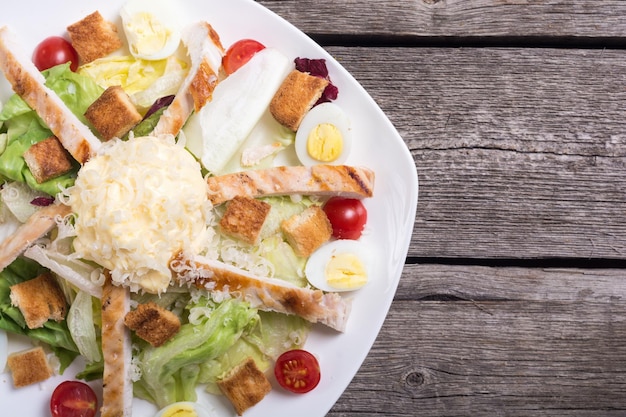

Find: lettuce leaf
[67,290,101,363]
[199,310,310,394]
[0,63,102,195]
[0,257,79,371]
[134,297,259,408]
[199,337,270,395]
[244,310,310,360]
[259,234,307,287]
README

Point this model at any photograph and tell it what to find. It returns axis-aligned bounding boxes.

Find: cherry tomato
[50,380,98,417]
[274,349,321,394]
[33,36,79,72]
[323,197,368,240]
[222,39,265,75]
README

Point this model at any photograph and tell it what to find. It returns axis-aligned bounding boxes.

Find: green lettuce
[199,310,310,394]
[0,257,79,371]
[0,63,103,195]
[134,297,259,408]
[260,234,308,287]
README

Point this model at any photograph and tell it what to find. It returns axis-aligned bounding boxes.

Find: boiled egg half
[295,102,352,166]
[305,239,371,292]
[120,0,184,60]
[154,401,215,417]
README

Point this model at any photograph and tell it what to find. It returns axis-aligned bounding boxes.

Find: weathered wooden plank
[321,46,626,259]
[330,264,626,416]
[258,0,626,41]
[394,263,626,302]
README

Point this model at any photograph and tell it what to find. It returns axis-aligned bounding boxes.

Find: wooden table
[258,1,626,415]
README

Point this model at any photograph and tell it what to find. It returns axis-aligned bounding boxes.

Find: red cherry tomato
[274,349,321,394]
[50,380,98,417]
[222,39,265,75]
[323,197,368,240]
[33,36,79,72]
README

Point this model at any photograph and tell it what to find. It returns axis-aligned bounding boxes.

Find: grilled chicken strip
[0,203,71,272]
[0,27,101,164]
[152,22,224,137]
[171,252,351,332]
[101,271,133,417]
[207,165,375,205]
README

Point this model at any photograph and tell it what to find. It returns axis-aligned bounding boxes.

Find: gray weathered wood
[330,264,626,416]
[320,46,626,259]
[246,2,626,417]
[258,0,626,40]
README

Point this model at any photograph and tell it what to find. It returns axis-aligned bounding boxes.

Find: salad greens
[134,297,259,408]
[0,63,102,195]
[0,17,318,413]
[0,257,79,371]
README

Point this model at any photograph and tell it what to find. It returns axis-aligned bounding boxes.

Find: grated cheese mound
[68,135,211,293]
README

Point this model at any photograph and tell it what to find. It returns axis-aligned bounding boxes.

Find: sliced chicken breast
[100,271,133,417]
[207,165,375,205]
[171,252,351,332]
[152,22,224,137]
[0,203,71,272]
[0,27,101,163]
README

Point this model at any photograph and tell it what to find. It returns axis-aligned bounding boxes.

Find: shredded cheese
[68,135,211,293]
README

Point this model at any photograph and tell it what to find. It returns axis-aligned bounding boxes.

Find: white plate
[0,1,418,416]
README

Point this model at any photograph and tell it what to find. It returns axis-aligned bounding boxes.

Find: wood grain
[320,46,626,260]
[258,0,626,41]
[329,264,626,416]
[257,2,626,416]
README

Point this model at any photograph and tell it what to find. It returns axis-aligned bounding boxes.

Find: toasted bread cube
[85,85,143,140]
[7,346,52,387]
[281,205,332,257]
[219,196,271,245]
[270,70,329,131]
[67,11,122,64]
[10,273,67,329]
[218,358,272,416]
[124,302,181,347]
[23,136,74,183]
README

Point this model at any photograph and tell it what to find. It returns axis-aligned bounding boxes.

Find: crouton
[7,346,52,387]
[281,205,332,257]
[10,272,67,329]
[219,196,271,245]
[124,302,181,347]
[23,136,74,183]
[217,357,272,416]
[84,85,143,141]
[269,70,329,131]
[66,11,122,64]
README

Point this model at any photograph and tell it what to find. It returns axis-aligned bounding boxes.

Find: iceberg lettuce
[199,310,310,394]
[0,63,103,195]
[0,257,79,371]
[134,297,259,408]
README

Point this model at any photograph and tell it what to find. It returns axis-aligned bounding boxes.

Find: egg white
[305,239,372,292]
[154,401,215,417]
[120,0,184,60]
[295,102,352,166]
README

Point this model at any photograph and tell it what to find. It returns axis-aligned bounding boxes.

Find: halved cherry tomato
[274,349,321,394]
[323,197,368,240]
[33,36,79,72]
[222,39,265,75]
[50,380,98,417]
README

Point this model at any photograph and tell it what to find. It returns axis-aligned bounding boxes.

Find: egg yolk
[160,403,198,417]
[125,12,172,57]
[306,123,343,162]
[325,253,368,290]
